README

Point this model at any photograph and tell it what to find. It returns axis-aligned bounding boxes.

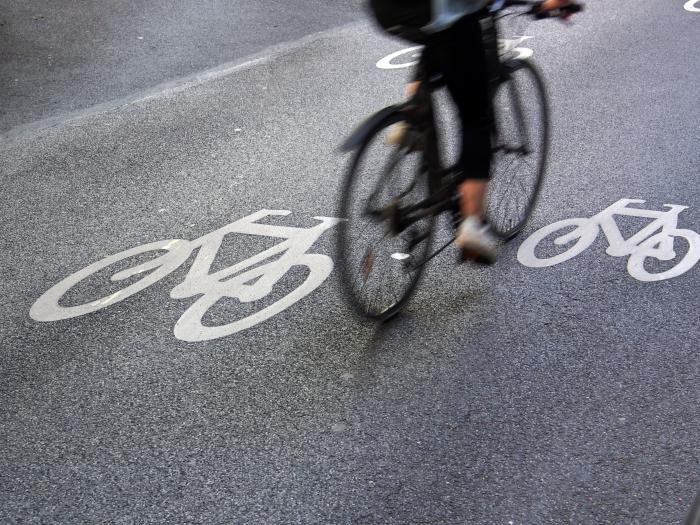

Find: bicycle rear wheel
[336,112,435,320]
[486,58,549,240]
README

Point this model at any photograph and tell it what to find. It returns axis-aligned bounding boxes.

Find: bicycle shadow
[360,284,483,356]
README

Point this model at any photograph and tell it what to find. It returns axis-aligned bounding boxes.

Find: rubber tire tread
[336,110,435,321]
[488,58,550,240]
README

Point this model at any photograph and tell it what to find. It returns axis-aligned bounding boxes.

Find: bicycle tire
[336,110,436,320]
[486,58,550,240]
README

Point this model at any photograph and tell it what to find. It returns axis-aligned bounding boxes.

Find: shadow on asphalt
[687,486,700,525]
[360,286,484,356]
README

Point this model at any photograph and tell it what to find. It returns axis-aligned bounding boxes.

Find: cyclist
[368,0,578,263]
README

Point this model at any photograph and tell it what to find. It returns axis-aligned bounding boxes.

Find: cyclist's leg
[368,0,434,145]
[430,14,498,261]
[438,15,494,217]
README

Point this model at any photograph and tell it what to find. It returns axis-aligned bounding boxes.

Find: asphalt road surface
[1,1,699,523]
[0,0,364,134]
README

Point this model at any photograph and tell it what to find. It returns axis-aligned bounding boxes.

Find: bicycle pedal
[407,228,429,251]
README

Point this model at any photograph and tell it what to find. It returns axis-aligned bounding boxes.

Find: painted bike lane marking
[684,0,700,12]
[31,210,341,342]
[376,36,534,70]
[518,199,700,282]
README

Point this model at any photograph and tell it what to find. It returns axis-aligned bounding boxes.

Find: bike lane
[0,1,698,522]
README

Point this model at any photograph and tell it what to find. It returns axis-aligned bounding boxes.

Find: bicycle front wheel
[486,58,549,240]
[336,111,435,320]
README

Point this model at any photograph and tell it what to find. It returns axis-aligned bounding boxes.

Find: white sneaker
[455,216,499,265]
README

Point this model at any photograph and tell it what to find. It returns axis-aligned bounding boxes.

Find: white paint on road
[518,199,700,282]
[376,46,423,70]
[31,210,341,341]
[498,36,534,59]
[376,37,534,70]
[1,21,366,143]
[684,0,700,12]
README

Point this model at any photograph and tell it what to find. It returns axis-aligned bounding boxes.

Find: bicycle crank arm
[407,237,455,271]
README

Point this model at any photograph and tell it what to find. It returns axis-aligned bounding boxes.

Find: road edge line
[0,20,368,146]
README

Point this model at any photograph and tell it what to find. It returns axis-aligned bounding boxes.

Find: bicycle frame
[345,0,555,268]
[358,78,449,237]
[366,10,509,238]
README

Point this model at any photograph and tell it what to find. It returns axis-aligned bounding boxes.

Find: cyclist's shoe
[455,216,499,265]
[385,81,423,148]
[384,120,423,153]
[385,121,408,145]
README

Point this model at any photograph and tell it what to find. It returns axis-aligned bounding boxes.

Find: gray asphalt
[1,1,699,523]
[0,0,363,134]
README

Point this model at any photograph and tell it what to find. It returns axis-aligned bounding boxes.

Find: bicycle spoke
[353,213,382,241]
[337,112,436,319]
[487,59,549,240]
[517,173,530,197]
[494,153,519,181]
[352,232,389,288]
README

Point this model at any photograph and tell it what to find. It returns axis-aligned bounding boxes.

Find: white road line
[0,21,367,145]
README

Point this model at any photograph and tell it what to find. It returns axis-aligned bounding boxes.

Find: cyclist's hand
[539,0,580,20]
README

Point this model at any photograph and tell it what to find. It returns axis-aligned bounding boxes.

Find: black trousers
[369,1,495,180]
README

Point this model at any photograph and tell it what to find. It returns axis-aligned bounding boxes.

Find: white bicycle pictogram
[517,199,700,282]
[375,36,533,69]
[30,210,341,341]
[685,0,700,12]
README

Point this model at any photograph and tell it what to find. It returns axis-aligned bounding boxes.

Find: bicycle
[336,0,582,320]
